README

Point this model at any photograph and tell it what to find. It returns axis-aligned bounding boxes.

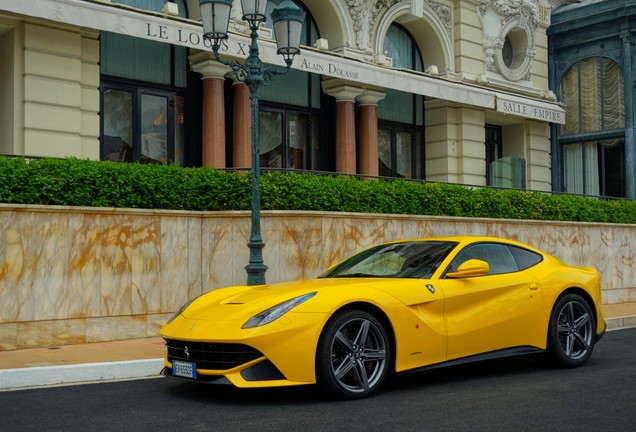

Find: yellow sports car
[160,236,606,399]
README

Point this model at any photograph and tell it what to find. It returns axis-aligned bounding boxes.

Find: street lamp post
[199,0,305,285]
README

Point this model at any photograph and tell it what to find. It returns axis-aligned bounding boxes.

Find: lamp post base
[245,240,268,286]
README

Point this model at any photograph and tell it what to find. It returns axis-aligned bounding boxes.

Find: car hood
[180,277,423,321]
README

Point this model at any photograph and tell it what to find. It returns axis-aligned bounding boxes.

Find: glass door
[140,92,169,164]
[259,109,316,170]
[287,112,309,169]
[101,85,183,165]
[378,127,422,179]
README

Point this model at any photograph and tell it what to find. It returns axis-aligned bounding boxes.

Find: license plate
[172,360,196,379]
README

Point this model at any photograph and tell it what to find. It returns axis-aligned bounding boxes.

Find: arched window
[100,0,189,165]
[559,57,625,197]
[258,0,321,170]
[378,24,425,179]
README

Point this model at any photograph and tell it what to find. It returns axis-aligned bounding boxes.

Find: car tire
[546,293,596,368]
[316,309,390,399]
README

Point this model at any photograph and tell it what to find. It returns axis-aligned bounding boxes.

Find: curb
[606,315,636,332]
[0,358,164,391]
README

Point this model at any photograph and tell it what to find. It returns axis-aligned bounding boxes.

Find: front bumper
[159,312,326,387]
[161,338,303,387]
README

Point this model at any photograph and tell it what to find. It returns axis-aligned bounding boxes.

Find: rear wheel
[316,310,390,399]
[547,293,596,367]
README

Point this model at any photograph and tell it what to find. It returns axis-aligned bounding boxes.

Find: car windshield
[320,241,458,279]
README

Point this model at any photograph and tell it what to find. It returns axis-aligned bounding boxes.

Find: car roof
[387,236,538,250]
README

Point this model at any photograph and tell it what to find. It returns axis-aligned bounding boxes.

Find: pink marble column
[201,77,226,168]
[190,54,231,169]
[357,90,385,179]
[233,81,251,169]
[335,100,357,174]
[322,79,365,175]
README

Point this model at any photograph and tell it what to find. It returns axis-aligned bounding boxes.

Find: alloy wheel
[556,299,594,360]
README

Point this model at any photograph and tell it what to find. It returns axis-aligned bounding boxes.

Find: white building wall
[0,18,22,155]
[22,23,99,159]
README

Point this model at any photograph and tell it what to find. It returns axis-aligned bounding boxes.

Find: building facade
[0,0,563,191]
[548,0,636,201]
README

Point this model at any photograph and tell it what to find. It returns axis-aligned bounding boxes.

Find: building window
[379,24,425,179]
[99,0,188,165]
[258,0,320,170]
[559,57,625,197]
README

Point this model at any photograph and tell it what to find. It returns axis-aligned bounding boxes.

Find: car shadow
[385,356,545,391]
[162,378,326,405]
[160,355,558,404]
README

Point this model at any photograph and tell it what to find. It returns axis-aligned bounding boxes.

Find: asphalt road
[2,328,635,432]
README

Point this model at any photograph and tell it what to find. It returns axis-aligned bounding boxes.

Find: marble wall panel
[67,212,103,319]
[618,227,635,291]
[17,212,72,322]
[200,216,215,293]
[0,323,17,350]
[147,313,172,337]
[18,318,86,348]
[229,215,252,287]
[159,215,190,313]
[186,218,203,300]
[321,215,361,269]
[86,315,148,343]
[0,212,21,323]
[262,214,282,283]
[99,215,133,317]
[130,215,161,315]
[1,205,636,350]
[204,214,247,292]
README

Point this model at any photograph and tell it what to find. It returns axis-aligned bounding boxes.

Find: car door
[438,242,543,361]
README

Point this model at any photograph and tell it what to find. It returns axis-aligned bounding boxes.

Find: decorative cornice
[480,0,540,31]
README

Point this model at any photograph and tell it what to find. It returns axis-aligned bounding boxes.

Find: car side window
[448,243,519,275]
[508,245,543,270]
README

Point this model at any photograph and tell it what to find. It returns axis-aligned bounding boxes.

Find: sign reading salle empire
[498,99,565,124]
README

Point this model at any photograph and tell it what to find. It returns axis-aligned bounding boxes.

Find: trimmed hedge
[1,156,635,224]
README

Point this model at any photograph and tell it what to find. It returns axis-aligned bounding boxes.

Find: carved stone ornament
[479,0,540,29]
[426,0,452,37]
[479,0,538,82]
[347,0,400,56]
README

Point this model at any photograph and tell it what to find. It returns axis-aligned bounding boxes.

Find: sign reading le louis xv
[146,22,359,80]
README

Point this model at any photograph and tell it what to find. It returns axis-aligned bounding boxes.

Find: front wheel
[546,293,596,367]
[316,310,390,399]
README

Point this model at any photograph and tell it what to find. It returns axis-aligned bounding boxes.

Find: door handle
[529,283,539,291]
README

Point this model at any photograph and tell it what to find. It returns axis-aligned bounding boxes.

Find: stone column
[357,89,385,179]
[190,53,230,168]
[232,80,251,169]
[322,79,365,174]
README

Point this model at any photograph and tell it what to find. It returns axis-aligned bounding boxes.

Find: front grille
[165,339,263,371]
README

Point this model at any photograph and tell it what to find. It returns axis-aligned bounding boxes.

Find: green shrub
[1,156,635,224]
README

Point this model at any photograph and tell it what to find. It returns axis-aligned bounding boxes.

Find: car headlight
[242,292,317,329]
[167,293,205,324]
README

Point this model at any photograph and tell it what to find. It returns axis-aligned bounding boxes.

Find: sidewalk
[1,303,635,391]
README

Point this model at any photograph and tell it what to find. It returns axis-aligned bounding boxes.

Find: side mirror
[446,259,490,278]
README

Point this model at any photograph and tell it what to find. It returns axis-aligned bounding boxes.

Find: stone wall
[0,204,634,350]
